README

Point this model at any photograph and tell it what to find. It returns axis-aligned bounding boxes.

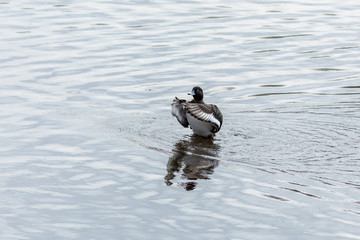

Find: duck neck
[190,99,205,104]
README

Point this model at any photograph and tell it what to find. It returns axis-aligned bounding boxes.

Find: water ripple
[1,0,360,239]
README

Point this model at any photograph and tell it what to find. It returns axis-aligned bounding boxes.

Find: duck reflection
[165,135,220,191]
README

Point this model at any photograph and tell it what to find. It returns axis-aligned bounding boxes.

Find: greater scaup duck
[171,86,223,138]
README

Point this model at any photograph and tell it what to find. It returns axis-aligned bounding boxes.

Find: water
[1,0,360,239]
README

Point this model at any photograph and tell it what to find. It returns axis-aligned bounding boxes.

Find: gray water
[1,0,360,239]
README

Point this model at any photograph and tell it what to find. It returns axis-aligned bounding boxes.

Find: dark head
[188,86,203,101]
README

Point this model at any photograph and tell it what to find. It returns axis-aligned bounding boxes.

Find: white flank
[209,114,220,128]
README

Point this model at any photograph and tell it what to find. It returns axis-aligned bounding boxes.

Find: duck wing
[186,103,223,133]
[171,97,189,128]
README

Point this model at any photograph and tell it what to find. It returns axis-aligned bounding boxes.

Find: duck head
[188,86,203,101]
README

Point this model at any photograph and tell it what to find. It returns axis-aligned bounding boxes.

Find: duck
[171,86,223,138]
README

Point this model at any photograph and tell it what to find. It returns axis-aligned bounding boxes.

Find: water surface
[1,0,360,239]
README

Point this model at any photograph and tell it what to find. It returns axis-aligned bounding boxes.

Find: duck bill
[188,90,195,96]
